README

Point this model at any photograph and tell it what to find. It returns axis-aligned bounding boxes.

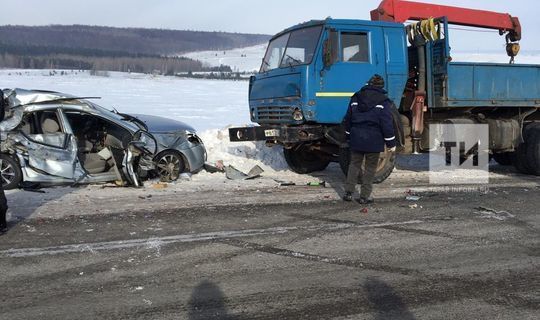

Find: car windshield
[86,101,144,131]
[260,25,322,72]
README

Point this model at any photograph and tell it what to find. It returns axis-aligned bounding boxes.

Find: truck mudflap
[229,125,325,144]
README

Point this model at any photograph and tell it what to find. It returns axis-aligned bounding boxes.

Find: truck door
[315,26,386,123]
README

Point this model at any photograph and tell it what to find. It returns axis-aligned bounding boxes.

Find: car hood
[130,114,196,134]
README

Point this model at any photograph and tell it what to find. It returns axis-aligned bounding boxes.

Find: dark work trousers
[0,185,7,229]
[344,151,380,199]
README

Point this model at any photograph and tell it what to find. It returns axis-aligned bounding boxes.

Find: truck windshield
[260,25,322,72]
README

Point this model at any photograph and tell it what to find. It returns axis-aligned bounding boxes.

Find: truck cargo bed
[434,62,540,108]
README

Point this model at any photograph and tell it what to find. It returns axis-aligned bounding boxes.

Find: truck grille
[256,106,293,123]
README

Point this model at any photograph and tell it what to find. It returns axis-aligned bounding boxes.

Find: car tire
[283,143,331,174]
[0,154,22,190]
[155,151,186,182]
[339,147,395,184]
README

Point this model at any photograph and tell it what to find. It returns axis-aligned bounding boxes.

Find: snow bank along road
[1,187,538,319]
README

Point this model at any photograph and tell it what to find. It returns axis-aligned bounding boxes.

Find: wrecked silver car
[0,89,206,189]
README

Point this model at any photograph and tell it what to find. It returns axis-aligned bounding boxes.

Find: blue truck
[229,0,540,181]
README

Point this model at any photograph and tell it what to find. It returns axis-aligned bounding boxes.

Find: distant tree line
[0,25,268,74]
[0,25,270,56]
[0,52,220,74]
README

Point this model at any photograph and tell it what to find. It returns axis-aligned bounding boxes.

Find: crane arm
[371,0,521,42]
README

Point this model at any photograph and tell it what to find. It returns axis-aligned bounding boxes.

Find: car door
[123,130,157,187]
[22,108,79,179]
[315,26,386,123]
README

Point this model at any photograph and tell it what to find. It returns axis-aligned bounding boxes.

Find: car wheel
[155,151,185,182]
[0,154,22,190]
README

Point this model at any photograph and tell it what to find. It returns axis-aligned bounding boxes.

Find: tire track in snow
[1,220,423,257]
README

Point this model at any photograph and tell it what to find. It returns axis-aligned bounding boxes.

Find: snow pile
[199,127,289,174]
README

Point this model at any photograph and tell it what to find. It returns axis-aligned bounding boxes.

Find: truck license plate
[264,129,280,137]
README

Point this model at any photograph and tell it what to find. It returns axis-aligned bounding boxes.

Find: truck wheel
[513,124,536,174]
[339,147,395,184]
[492,152,514,166]
[525,124,540,175]
[283,144,331,174]
[0,154,22,190]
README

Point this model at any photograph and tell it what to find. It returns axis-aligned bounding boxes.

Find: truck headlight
[292,108,304,121]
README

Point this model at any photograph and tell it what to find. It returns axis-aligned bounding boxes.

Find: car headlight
[186,131,203,144]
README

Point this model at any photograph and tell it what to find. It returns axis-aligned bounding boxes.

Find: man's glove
[388,146,396,152]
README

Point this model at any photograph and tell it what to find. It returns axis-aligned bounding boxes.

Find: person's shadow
[364,277,416,320]
[188,280,237,320]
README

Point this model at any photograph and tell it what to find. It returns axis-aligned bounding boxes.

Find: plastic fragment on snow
[225,165,264,180]
[273,179,296,186]
[203,160,225,173]
[180,173,192,181]
[306,181,326,187]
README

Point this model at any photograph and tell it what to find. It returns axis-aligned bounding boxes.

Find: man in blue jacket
[342,74,396,203]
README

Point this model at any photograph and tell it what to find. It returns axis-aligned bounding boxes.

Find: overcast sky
[2,0,539,51]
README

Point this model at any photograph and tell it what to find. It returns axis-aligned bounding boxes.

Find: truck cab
[233,18,407,178]
[252,19,408,125]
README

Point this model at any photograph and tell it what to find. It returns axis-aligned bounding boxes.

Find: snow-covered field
[452,51,540,64]
[0,69,251,132]
[181,44,266,73]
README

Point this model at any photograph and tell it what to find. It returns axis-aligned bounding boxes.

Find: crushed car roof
[3,88,99,107]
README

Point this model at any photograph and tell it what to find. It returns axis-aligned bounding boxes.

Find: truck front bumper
[229,125,326,144]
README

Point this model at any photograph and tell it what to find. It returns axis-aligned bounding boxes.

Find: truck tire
[513,124,536,174]
[339,147,395,184]
[492,152,514,166]
[283,144,331,174]
[525,123,540,175]
[0,154,22,190]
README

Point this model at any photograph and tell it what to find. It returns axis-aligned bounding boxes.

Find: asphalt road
[1,186,539,319]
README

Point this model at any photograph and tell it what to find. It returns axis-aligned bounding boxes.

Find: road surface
[1,185,538,319]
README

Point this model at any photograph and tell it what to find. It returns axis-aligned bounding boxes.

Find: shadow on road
[4,185,76,231]
[364,277,416,320]
[188,280,236,320]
